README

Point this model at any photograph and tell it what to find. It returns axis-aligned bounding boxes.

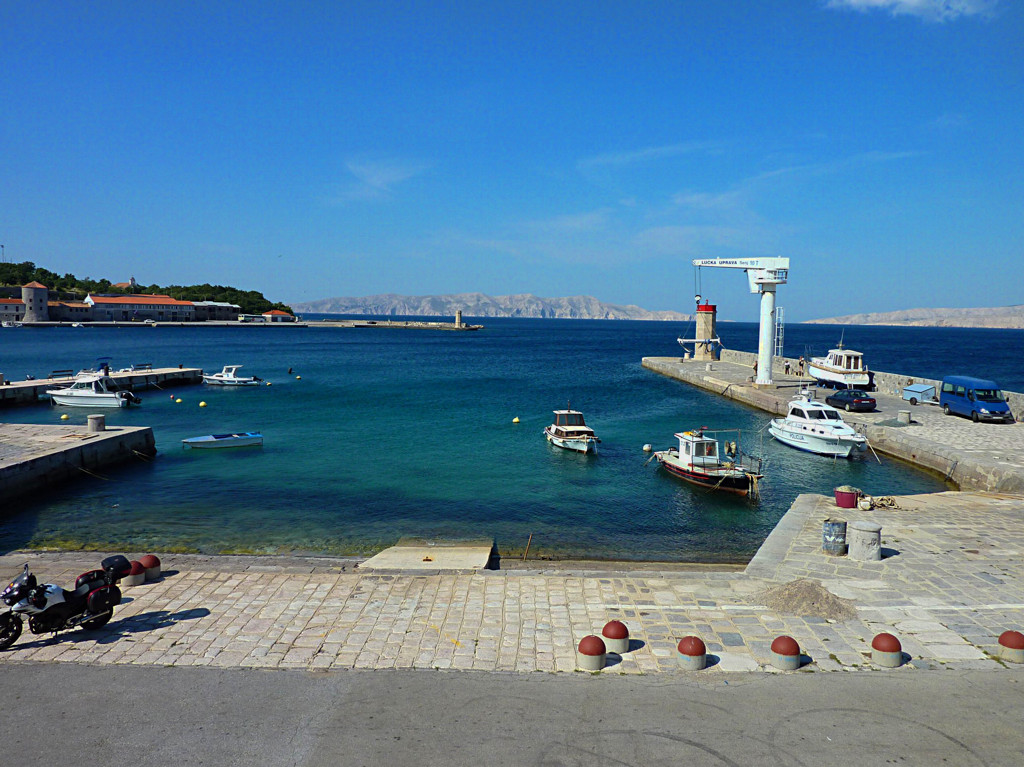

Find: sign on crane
[692,257,789,385]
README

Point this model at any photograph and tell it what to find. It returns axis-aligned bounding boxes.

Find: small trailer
[902,383,937,406]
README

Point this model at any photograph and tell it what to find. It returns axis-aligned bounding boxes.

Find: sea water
[3,318,1020,562]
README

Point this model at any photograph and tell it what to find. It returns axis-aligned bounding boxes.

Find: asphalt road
[1,663,1022,766]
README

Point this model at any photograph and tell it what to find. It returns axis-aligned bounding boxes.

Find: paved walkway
[3,491,1022,675]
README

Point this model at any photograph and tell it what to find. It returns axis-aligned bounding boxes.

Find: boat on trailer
[544,406,600,454]
[808,342,872,389]
[182,432,263,449]
[653,427,763,497]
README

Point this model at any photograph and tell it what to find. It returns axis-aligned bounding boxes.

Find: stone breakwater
[718,349,1024,417]
[642,354,1024,494]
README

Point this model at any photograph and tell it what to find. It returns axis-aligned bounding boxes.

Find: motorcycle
[0,555,132,650]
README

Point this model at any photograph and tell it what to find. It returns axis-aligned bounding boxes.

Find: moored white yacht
[46,374,141,408]
[768,391,868,458]
[203,365,261,386]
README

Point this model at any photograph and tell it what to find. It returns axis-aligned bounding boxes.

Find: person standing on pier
[798,356,805,376]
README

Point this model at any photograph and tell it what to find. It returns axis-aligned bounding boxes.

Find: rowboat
[182,432,264,449]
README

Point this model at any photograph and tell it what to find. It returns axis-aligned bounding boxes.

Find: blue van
[939,376,1014,423]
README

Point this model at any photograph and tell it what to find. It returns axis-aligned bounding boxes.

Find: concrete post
[756,289,776,385]
[848,521,882,561]
[87,414,106,432]
[898,410,911,424]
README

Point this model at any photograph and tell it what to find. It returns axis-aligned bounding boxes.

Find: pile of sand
[753,578,858,621]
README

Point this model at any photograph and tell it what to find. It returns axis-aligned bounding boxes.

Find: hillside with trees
[0,262,291,315]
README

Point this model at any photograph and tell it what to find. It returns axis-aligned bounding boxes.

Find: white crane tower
[692,257,789,385]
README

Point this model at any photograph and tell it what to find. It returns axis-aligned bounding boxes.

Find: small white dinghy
[182,432,263,449]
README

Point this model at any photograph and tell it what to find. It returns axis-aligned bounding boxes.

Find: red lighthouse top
[696,303,716,313]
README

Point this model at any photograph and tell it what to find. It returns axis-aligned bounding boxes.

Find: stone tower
[692,301,719,361]
[21,281,50,323]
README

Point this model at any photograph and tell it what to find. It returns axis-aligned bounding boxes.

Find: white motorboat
[2,320,23,328]
[203,365,261,386]
[182,432,263,449]
[768,392,868,458]
[544,407,600,454]
[46,374,141,408]
[807,343,871,389]
[653,427,763,497]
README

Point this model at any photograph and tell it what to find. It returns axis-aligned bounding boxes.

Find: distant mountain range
[807,305,1024,329]
[290,293,691,321]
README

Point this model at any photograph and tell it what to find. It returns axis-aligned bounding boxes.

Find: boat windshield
[557,413,585,426]
[807,409,842,421]
[975,389,1005,403]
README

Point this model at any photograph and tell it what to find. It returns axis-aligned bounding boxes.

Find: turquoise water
[0,320,954,561]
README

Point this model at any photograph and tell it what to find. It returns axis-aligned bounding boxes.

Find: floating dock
[0,422,156,503]
[643,350,1024,494]
[0,367,203,409]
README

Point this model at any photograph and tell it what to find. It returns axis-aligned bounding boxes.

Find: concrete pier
[0,367,203,409]
[311,319,483,331]
[0,423,156,503]
[642,352,1024,493]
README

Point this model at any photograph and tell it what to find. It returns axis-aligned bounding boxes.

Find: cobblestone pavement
[3,491,1022,676]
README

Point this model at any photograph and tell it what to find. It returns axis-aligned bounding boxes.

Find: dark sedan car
[825,389,877,412]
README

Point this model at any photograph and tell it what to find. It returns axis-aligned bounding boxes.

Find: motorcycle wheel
[81,612,112,630]
[0,613,23,650]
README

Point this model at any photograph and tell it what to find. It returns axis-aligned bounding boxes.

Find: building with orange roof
[84,293,196,322]
[262,309,296,323]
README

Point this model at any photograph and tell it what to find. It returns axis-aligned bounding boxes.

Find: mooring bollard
[822,518,848,556]
[998,630,1024,663]
[848,521,882,561]
[577,635,606,671]
[139,554,161,581]
[676,636,707,671]
[602,620,629,654]
[871,633,903,668]
[770,635,801,671]
[124,560,146,587]
[898,410,912,425]
[87,414,106,433]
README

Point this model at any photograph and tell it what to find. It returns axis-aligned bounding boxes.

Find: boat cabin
[787,398,844,423]
[554,410,586,428]
[822,348,865,372]
[674,429,736,468]
[66,375,122,394]
[549,409,596,438]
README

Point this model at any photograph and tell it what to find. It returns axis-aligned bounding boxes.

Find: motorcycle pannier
[101,555,132,581]
[76,569,106,593]
[86,585,122,613]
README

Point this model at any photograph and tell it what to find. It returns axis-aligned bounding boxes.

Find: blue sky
[1,0,1020,320]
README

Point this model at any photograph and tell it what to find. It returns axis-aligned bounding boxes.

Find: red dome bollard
[124,560,146,587]
[871,632,904,668]
[577,635,607,671]
[770,635,801,671]
[998,630,1024,664]
[676,635,707,671]
[602,620,629,654]
[139,554,161,581]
